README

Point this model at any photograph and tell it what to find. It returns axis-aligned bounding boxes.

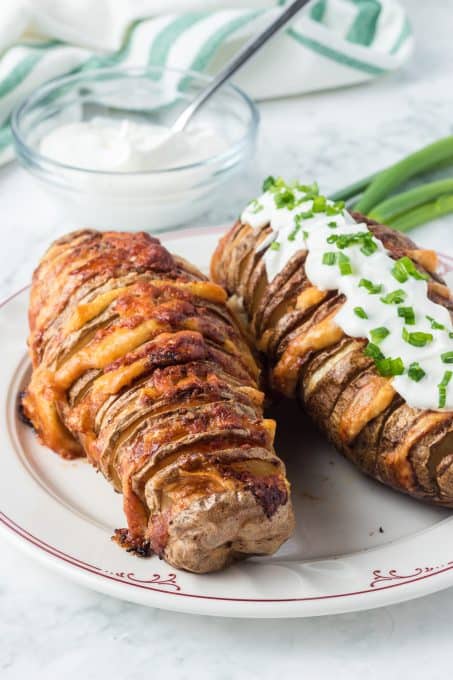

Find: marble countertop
[2,2,453,678]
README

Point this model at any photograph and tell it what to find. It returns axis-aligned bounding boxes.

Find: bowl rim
[11,64,260,177]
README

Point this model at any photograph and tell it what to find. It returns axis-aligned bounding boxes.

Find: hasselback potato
[211,180,453,507]
[23,229,294,573]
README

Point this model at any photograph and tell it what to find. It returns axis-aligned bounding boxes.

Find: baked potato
[211,183,453,507]
[22,229,294,573]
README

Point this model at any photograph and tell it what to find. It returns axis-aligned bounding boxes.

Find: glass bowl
[11,66,259,231]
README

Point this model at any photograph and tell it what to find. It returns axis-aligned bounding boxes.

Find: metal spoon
[171,0,311,133]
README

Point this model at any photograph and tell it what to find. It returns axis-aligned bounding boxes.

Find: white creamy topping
[39,117,226,172]
[242,180,453,411]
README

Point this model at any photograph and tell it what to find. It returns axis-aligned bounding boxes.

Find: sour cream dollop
[39,117,226,172]
[241,179,453,411]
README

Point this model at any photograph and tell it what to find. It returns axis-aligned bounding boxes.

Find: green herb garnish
[354,307,368,319]
[370,327,390,344]
[375,356,404,377]
[402,327,433,347]
[441,352,453,364]
[380,289,406,304]
[438,370,452,408]
[426,315,445,330]
[364,342,384,360]
[322,252,336,266]
[326,231,377,256]
[392,256,429,283]
[262,176,276,192]
[408,362,426,382]
[359,278,383,295]
[328,221,338,228]
[338,252,352,275]
[398,306,415,325]
[270,241,281,251]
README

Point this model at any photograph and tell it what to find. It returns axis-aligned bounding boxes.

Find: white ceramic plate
[2,225,453,618]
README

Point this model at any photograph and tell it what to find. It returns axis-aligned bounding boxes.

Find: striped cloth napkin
[0,0,413,164]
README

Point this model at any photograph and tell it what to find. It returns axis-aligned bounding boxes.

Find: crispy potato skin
[211,214,453,507]
[23,230,294,573]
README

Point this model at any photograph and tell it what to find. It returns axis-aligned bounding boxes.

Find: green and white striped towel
[0,0,413,165]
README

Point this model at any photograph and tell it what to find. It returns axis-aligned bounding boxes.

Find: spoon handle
[172,0,312,132]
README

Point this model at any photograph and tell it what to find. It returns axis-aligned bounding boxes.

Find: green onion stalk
[330,136,453,233]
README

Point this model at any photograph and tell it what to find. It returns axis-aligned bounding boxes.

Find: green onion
[322,252,336,266]
[288,217,302,241]
[391,260,409,283]
[380,289,406,304]
[441,352,453,364]
[338,252,352,275]
[270,241,281,251]
[354,307,368,319]
[364,342,384,360]
[303,230,309,240]
[370,327,390,344]
[354,136,453,214]
[387,194,453,233]
[450,332,453,339]
[300,210,314,219]
[402,327,433,347]
[326,232,377,256]
[312,195,327,212]
[426,315,445,330]
[375,357,404,377]
[249,199,263,214]
[274,189,296,210]
[328,221,338,228]
[359,279,382,294]
[392,256,429,283]
[262,176,276,192]
[398,306,415,325]
[408,362,426,382]
[369,179,453,223]
[326,201,345,216]
[438,370,452,408]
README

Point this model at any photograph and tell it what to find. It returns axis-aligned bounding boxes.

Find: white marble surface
[2,1,453,677]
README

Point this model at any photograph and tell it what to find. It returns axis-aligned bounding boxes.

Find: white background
[2,1,453,677]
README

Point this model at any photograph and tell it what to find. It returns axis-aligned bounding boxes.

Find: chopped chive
[408,362,426,382]
[359,278,383,294]
[438,370,452,408]
[370,327,390,344]
[392,256,429,283]
[274,189,296,209]
[375,356,404,377]
[441,352,453,364]
[398,306,416,325]
[303,230,309,240]
[380,289,406,304]
[402,327,433,347]
[300,210,314,219]
[262,176,276,192]
[426,315,445,330]
[449,332,453,339]
[354,306,368,319]
[322,252,336,266]
[249,199,263,214]
[312,195,327,212]
[391,259,409,283]
[328,221,338,228]
[270,241,281,251]
[364,342,384,360]
[338,252,352,275]
[399,255,430,281]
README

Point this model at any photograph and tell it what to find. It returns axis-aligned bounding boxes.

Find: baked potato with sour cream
[211,209,453,507]
[22,229,294,573]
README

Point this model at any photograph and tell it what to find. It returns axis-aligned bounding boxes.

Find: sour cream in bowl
[12,66,259,231]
